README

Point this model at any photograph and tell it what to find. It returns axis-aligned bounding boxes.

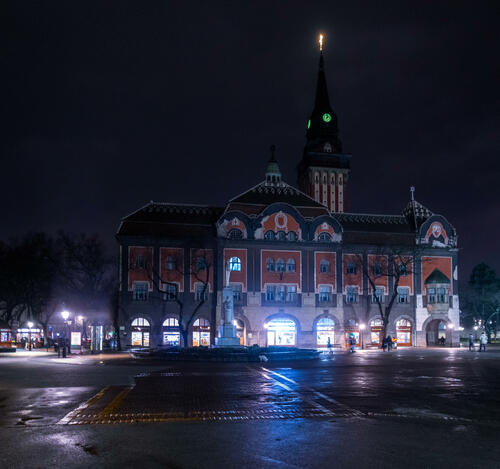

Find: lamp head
[61,310,70,321]
[27,321,33,329]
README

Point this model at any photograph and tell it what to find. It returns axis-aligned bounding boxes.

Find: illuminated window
[131,317,150,327]
[266,258,275,272]
[437,287,448,303]
[162,318,179,327]
[266,285,276,301]
[277,285,286,301]
[428,288,436,303]
[320,259,330,273]
[229,256,241,271]
[276,259,286,272]
[286,285,297,302]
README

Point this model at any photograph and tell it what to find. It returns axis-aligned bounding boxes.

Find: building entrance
[266,318,296,346]
[426,319,447,346]
[131,318,150,347]
[316,317,335,347]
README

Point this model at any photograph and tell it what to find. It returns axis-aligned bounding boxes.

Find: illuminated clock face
[322,113,332,123]
[307,119,311,129]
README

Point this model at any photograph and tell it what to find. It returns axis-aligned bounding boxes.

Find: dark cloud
[2,0,499,283]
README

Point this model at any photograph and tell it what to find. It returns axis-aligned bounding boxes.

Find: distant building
[116,46,459,349]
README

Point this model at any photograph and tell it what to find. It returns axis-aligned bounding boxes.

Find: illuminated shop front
[316,317,335,346]
[192,318,210,346]
[16,323,44,347]
[369,318,384,347]
[162,318,180,346]
[266,318,296,346]
[0,321,12,348]
[396,319,412,346]
[344,321,360,348]
[131,317,150,347]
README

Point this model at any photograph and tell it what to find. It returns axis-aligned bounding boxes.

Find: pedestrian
[382,336,387,352]
[468,333,475,352]
[479,332,488,352]
[387,335,393,351]
[349,334,356,353]
[327,336,333,355]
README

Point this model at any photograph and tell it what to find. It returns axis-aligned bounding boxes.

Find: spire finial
[410,186,415,201]
[319,34,324,52]
[269,144,276,162]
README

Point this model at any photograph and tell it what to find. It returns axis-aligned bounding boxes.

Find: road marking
[57,386,110,425]
[261,367,363,416]
[100,386,133,416]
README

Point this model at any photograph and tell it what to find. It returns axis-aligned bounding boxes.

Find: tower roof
[305,41,343,153]
[265,145,282,185]
[425,268,450,285]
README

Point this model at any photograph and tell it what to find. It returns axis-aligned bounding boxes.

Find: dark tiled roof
[226,181,329,218]
[117,202,224,238]
[425,268,450,284]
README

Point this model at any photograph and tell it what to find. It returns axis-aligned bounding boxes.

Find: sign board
[71,332,81,347]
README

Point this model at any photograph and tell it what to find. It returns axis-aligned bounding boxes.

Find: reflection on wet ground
[52,349,500,426]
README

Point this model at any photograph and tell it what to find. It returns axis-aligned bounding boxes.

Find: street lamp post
[359,323,366,350]
[61,310,70,357]
[27,321,33,351]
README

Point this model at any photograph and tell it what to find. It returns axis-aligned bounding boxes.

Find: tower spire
[265,144,282,185]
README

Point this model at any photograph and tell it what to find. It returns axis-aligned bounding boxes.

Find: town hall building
[116,43,460,349]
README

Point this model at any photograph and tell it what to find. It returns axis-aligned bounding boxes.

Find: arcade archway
[265,317,297,346]
[425,319,448,346]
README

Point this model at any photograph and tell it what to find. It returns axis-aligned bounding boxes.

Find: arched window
[286,258,296,272]
[316,317,335,346]
[277,231,286,241]
[276,259,286,272]
[162,318,179,327]
[320,259,330,273]
[318,232,332,242]
[369,318,384,327]
[229,256,241,271]
[165,256,175,271]
[193,318,210,347]
[346,262,357,275]
[131,317,150,327]
[264,231,275,240]
[228,229,243,239]
[396,319,411,327]
[287,231,298,242]
[266,258,275,272]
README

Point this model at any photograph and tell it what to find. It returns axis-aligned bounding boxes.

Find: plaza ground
[1,348,499,468]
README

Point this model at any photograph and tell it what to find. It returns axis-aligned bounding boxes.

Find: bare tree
[354,248,420,339]
[134,248,213,348]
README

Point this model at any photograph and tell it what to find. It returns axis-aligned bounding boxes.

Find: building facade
[116,48,459,349]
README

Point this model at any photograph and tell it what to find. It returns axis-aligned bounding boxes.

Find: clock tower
[297,37,351,213]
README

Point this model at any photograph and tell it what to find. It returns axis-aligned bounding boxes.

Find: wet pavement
[1,348,500,468]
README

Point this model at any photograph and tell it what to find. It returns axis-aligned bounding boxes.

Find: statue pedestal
[216,287,242,347]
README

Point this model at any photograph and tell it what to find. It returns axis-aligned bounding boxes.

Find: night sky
[3,1,499,283]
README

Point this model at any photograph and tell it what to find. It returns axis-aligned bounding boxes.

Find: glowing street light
[61,310,70,321]
[447,323,454,329]
[60,310,71,356]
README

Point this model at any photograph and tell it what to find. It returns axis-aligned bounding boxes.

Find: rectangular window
[372,287,384,303]
[346,263,357,275]
[346,286,358,304]
[163,283,177,301]
[135,255,145,269]
[436,287,448,304]
[266,285,276,301]
[372,263,382,276]
[319,285,332,302]
[428,288,436,304]
[231,284,242,301]
[277,285,286,302]
[194,284,208,301]
[133,282,148,301]
[286,285,297,302]
[397,286,409,304]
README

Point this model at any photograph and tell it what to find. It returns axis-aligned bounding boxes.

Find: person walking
[327,336,333,355]
[387,334,393,351]
[468,333,475,351]
[349,334,356,353]
[382,336,388,352]
[479,332,488,352]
